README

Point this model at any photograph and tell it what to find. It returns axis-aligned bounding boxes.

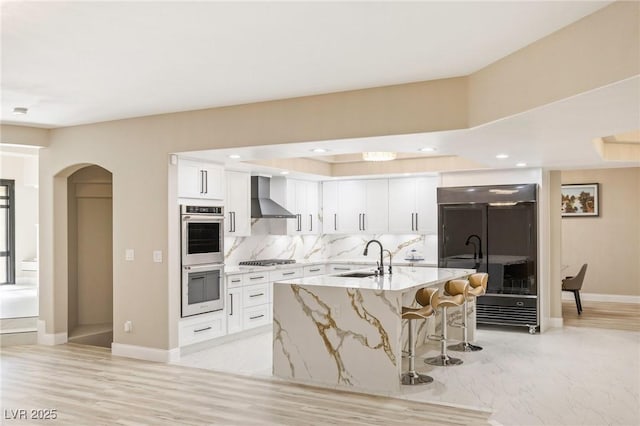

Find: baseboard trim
[562,292,640,304]
[37,320,68,345]
[112,343,180,363]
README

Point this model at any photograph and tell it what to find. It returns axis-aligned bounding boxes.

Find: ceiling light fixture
[311,148,328,153]
[13,107,28,115]
[516,162,527,167]
[419,147,436,152]
[228,154,241,159]
[362,152,397,162]
[280,170,290,175]
[496,153,509,159]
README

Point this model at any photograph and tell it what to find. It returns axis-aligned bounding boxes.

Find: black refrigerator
[438,184,538,333]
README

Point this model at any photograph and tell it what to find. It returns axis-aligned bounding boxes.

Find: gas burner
[239,259,296,267]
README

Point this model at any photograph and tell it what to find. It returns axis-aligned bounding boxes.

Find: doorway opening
[67,165,113,348]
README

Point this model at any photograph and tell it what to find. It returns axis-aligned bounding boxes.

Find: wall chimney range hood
[250,176,295,219]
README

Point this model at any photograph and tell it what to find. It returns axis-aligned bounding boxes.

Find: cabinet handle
[283,271,296,276]
[309,268,320,272]
[334,213,337,231]
[232,211,236,232]
[200,170,205,194]
[250,314,265,320]
[229,293,234,316]
[309,214,312,232]
[362,213,366,231]
[415,212,418,231]
[231,278,241,283]
[358,213,362,231]
[194,326,212,333]
[411,213,415,231]
[249,275,265,280]
[333,267,350,271]
[249,293,265,298]
[204,170,208,194]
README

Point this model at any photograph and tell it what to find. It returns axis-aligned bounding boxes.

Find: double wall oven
[181,205,224,317]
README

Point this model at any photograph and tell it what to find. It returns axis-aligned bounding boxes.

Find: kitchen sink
[338,271,378,278]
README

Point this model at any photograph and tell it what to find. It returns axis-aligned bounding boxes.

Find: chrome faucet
[465,234,483,259]
[363,239,385,276]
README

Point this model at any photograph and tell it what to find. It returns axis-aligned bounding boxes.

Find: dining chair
[562,264,588,315]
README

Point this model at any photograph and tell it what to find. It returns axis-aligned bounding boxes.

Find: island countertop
[273,266,476,292]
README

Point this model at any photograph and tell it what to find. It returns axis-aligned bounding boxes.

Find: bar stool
[401,289,435,385]
[422,283,466,367]
[446,273,488,352]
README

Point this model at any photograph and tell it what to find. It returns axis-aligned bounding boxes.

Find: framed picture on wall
[561,183,599,217]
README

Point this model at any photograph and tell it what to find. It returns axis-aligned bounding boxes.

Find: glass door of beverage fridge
[438,204,487,274]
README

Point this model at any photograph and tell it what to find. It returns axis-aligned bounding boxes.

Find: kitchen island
[272,266,475,394]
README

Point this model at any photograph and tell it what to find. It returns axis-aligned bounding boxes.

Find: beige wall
[561,167,640,296]
[21,2,640,352]
[1,125,49,147]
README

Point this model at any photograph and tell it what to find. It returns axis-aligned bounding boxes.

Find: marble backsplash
[224,219,438,265]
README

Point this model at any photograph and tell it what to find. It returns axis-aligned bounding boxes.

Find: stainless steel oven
[182,263,224,317]
[181,205,224,266]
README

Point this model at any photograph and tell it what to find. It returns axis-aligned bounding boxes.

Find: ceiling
[2,1,638,176]
[2,1,612,128]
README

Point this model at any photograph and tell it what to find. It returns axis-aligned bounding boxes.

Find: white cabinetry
[179,311,226,347]
[271,178,320,235]
[322,179,389,234]
[178,158,225,200]
[388,177,438,234]
[227,287,243,334]
[225,171,251,236]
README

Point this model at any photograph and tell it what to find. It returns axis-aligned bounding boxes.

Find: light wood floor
[562,299,640,331]
[1,344,492,425]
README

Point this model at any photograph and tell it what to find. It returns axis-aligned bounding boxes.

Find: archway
[66,165,113,347]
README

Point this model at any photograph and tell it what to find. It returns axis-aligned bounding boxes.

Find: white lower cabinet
[243,304,271,330]
[327,264,356,274]
[179,311,226,346]
[243,283,269,307]
[303,264,326,277]
[227,287,243,334]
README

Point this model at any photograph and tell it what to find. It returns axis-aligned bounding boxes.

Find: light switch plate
[125,249,134,261]
[153,250,163,263]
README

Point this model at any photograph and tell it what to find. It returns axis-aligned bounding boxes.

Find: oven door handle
[183,264,224,272]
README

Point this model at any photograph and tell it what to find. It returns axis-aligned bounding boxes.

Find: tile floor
[175,325,640,426]
[0,278,38,319]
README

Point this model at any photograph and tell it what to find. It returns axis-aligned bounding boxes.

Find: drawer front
[303,264,326,277]
[243,283,269,308]
[270,268,303,282]
[179,314,226,346]
[245,272,269,285]
[243,304,270,330]
[226,274,245,288]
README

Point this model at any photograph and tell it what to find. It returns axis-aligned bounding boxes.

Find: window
[0,179,15,284]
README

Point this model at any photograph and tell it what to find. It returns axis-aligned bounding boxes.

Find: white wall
[0,152,39,280]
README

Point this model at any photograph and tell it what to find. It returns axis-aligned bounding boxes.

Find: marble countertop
[272,266,474,292]
[224,259,436,275]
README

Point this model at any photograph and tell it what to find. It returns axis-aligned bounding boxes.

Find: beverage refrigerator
[437,184,539,333]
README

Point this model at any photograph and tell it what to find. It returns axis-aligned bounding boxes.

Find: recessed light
[496,154,509,159]
[13,107,28,115]
[419,147,436,152]
[228,154,241,159]
[466,188,476,192]
[311,148,328,153]
[516,162,527,167]
[403,173,411,176]
[280,170,290,175]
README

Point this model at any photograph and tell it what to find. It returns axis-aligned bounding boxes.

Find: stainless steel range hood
[251,176,296,219]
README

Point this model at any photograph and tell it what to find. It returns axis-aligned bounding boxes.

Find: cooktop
[239,259,296,267]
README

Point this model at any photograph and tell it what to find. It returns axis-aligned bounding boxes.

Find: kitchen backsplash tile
[224,222,437,265]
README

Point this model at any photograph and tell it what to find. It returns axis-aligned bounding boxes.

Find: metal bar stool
[422,283,466,367]
[447,272,488,352]
[401,289,435,385]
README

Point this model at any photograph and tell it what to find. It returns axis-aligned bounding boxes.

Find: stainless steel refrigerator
[438,184,538,333]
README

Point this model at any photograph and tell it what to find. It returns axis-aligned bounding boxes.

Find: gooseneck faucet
[363,239,385,276]
[465,234,483,259]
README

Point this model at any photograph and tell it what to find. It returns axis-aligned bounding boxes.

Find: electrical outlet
[124,321,132,333]
[153,250,162,263]
[125,249,134,261]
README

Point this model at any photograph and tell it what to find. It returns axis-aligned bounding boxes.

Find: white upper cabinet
[271,178,320,235]
[388,176,438,234]
[178,158,225,200]
[323,179,389,234]
[225,170,251,236]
